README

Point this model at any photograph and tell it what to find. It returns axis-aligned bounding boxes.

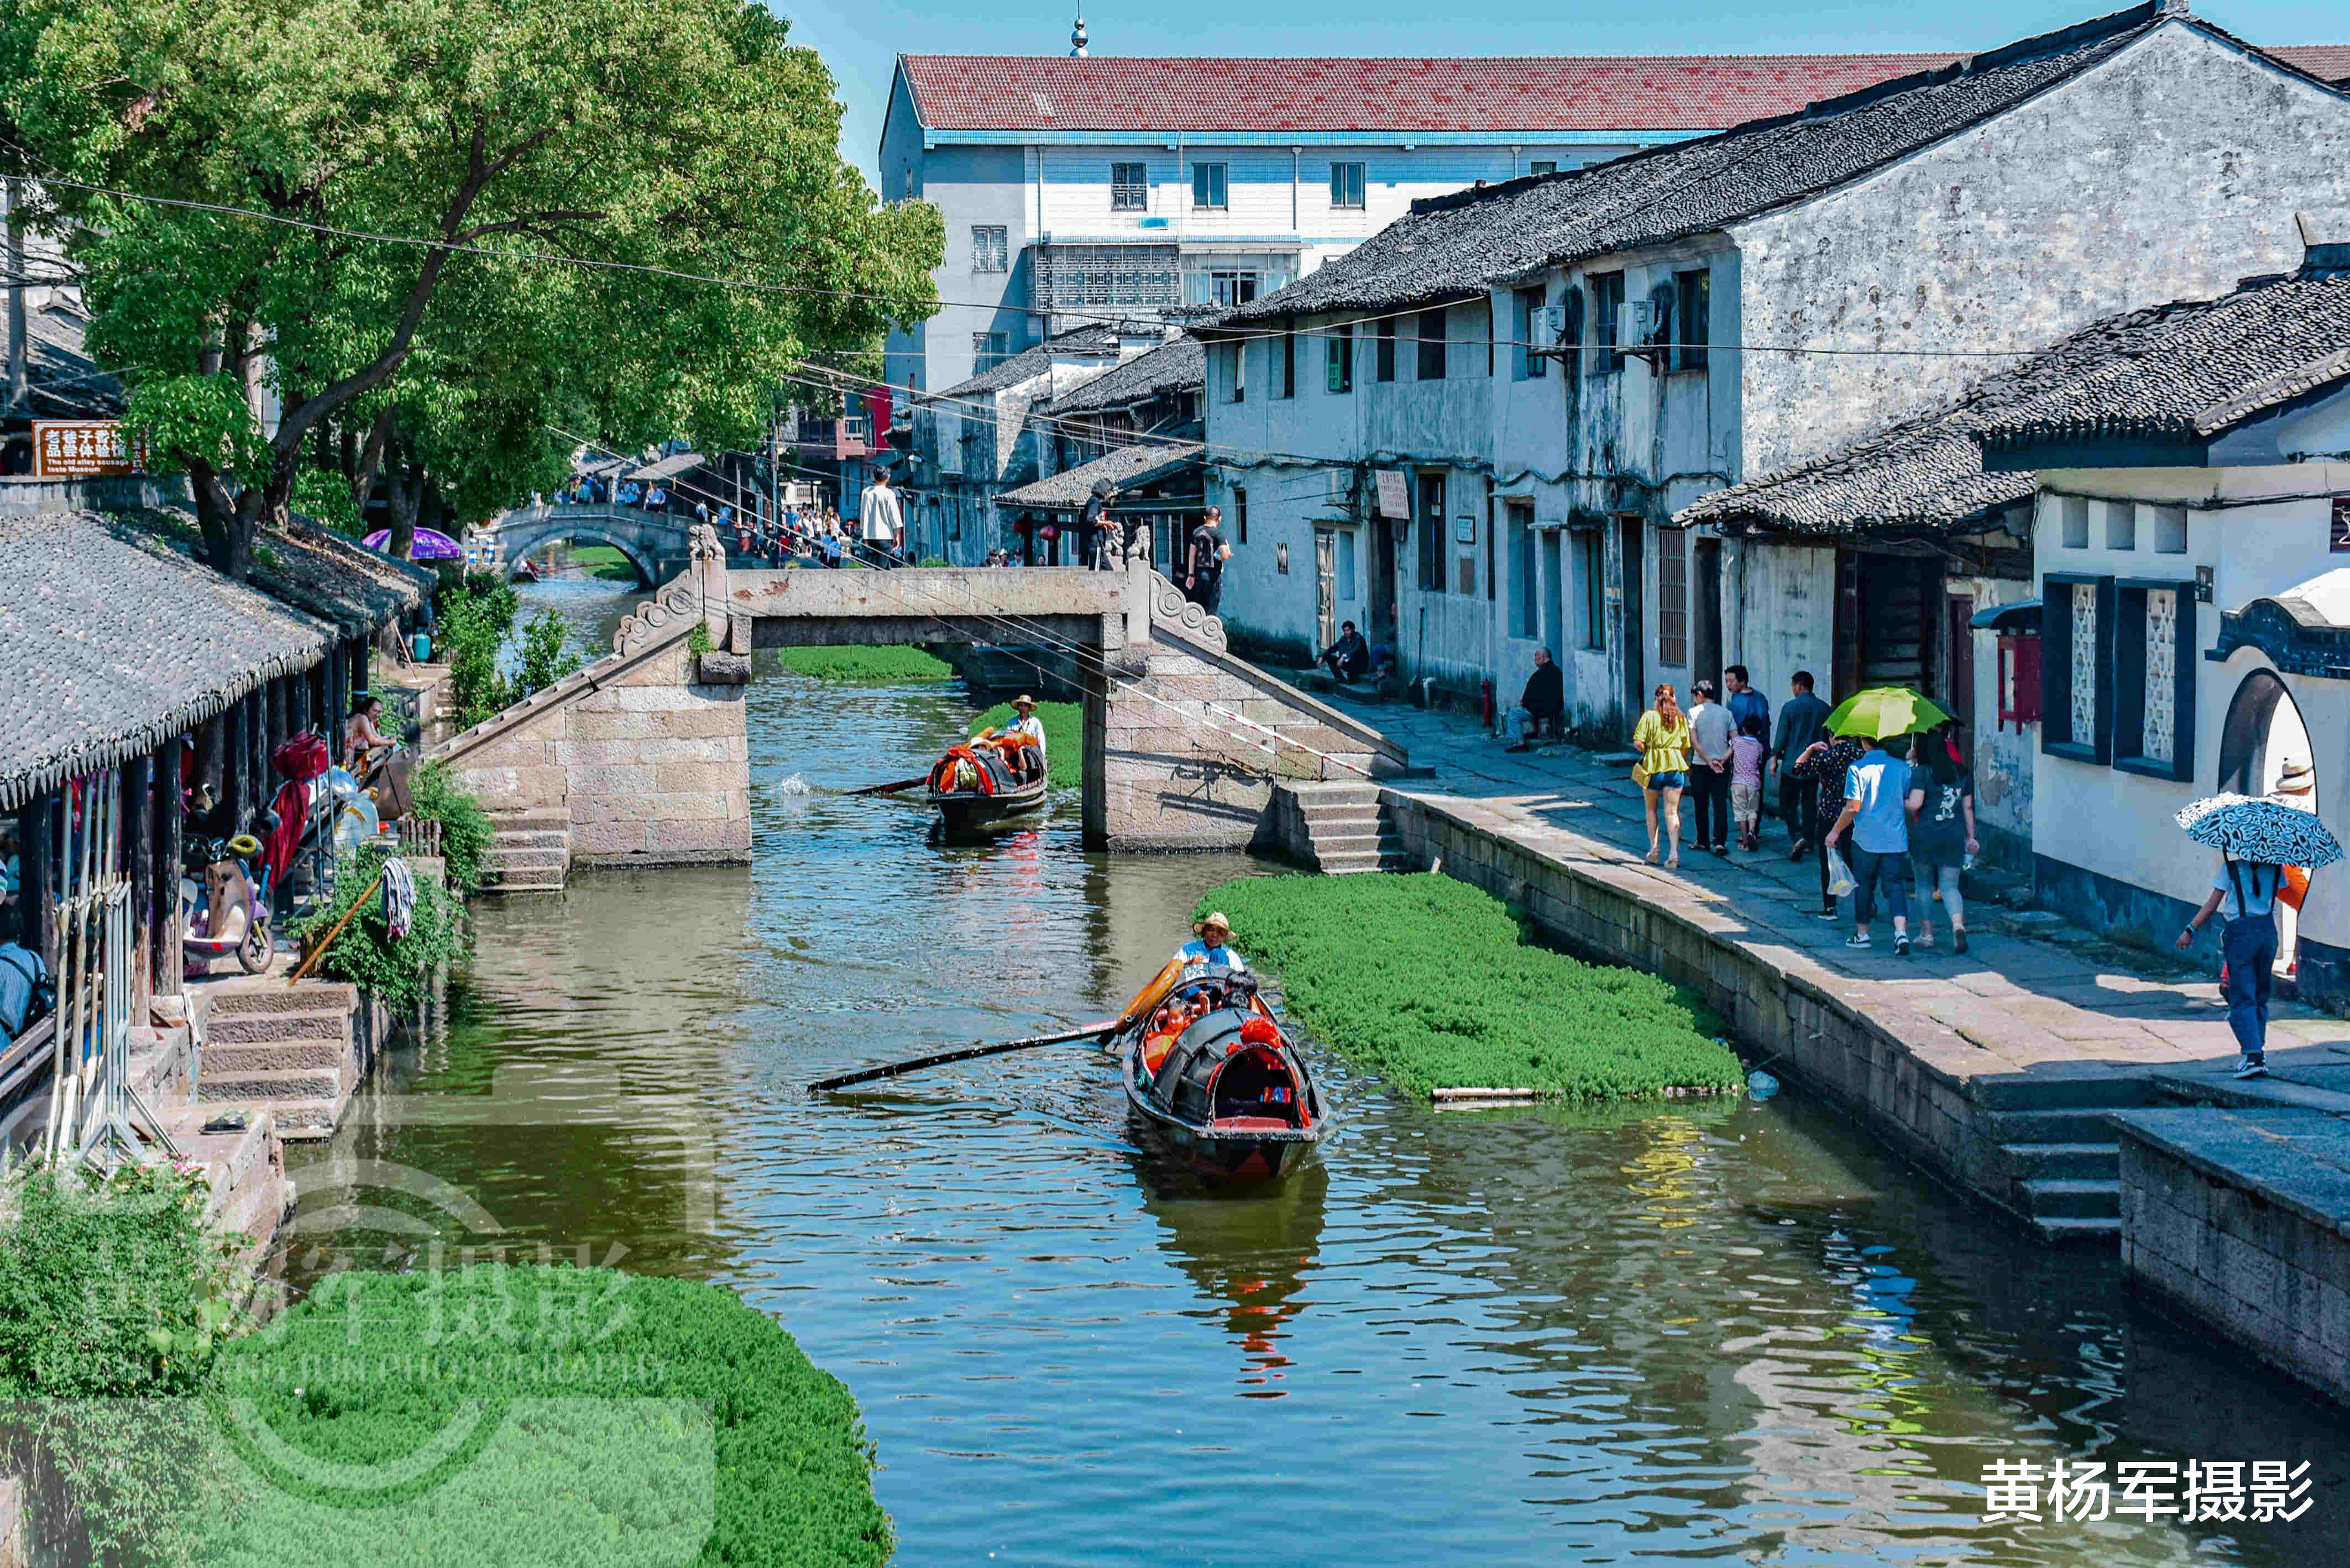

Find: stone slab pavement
[1336,696,2350,1088]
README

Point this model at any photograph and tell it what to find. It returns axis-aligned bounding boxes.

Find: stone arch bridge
[430,527,1411,875]
[488,501,693,584]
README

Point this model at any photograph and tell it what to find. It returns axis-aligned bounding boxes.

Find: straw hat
[2276,759,2316,795]
[1012,693,1037,710]
[1193,911,1231,937]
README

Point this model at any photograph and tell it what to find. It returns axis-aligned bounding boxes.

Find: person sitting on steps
[1504,649,1566,753]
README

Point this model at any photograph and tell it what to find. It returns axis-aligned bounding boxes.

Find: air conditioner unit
[1618,298,1657,347]
[1538,303,1565,339]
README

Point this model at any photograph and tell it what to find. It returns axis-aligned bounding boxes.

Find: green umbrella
[1823,686,1953,740]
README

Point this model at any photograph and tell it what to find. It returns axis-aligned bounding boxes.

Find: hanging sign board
[1453,513,1477,544]
[1374,469,1410,520]
[34,419,148,478]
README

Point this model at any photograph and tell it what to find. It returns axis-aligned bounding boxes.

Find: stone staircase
[162,1103,291,1279]
[1979,1076,2161,1243]
[1280,782,1416,874]
[195,979,362,1139]
[482,807,571,893]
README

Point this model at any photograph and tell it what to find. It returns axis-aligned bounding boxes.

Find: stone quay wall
[2113,1109,2350,1404]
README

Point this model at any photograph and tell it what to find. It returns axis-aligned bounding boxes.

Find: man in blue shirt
[1176,911,1247,971]
[1825,733,1917,956]
[1724,664,1769,736]
[1770,671,1833,857]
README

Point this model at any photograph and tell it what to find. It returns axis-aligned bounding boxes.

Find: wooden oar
[846,775,930,797]
[805,1020,1117,1096]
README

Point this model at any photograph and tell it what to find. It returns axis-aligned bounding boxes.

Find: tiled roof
[927,324,1124,401]
[2281,44,2350,83]
[254,517,431,636]
[899,53,1973,133]
[1215,7,2301,326]
[1975,270,2350,450]
[1034,338,1205,417]
[995,440,1204,512]
[0,512,335,810]
[1681,269,2350,537]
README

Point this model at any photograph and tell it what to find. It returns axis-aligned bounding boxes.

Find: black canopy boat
[923,729,1048,836]
[1113,963,1326,1181]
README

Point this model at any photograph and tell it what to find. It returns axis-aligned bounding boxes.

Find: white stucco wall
[2030,462,2350,951]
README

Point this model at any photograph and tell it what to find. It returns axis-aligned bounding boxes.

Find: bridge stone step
[491,828,570,851]
[488,846,568,872]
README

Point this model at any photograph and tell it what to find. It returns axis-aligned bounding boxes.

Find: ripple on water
[287,673,2350,1568]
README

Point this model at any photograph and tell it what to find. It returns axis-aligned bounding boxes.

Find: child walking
[1730,715,1768,852]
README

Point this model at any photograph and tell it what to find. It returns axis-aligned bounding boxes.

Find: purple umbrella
[362,527,464,560]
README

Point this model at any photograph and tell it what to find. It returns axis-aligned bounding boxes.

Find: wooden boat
[1115,963,1326,1181]
[923,733,1048,835]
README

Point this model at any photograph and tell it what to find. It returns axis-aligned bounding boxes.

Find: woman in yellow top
[1633,683,1693,868]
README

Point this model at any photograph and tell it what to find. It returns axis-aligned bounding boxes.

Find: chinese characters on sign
[1374,469,1410,520]
[1982,1459,2312,1524]
[33,420,148,478]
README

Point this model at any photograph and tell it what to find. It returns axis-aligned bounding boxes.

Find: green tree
[2,0,940,577]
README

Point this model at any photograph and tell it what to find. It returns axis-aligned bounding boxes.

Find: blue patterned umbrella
[2175,794,2343,869]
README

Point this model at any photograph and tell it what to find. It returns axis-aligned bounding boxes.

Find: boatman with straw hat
[1176,911,1247,971]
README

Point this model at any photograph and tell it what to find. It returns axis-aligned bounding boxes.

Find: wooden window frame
[1110,162,1148,212]
[1416,310,1447,381]
[1326,322,1353,394]
[2040,571,2115,765]
[2112,577,2197,782]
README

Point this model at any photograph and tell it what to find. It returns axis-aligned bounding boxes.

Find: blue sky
[769,0,2347,185]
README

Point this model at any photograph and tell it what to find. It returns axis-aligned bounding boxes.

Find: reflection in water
[281,641,2350,1567]
[1135,1158,1327,1395]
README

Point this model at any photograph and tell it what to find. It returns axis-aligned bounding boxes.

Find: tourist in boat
[1002,693,1045,754]
[1176,911,1246,971]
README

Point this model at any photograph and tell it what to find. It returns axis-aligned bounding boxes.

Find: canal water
[290,580,2349,1567]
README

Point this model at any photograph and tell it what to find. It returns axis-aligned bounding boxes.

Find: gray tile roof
[1682,268,2350,537]
[25,298,127,419]
[256,517,431,636]
[0,512,337,811]
[994,440,1205,512]
[1975,270,2350,450]
[1213,6,2218,326]
[1034,338,1204,418]
[929,324,1123,400]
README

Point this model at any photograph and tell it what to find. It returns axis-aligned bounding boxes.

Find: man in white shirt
[997,693,1046,783]
[859,467,904,563]
[1175,911,1246,972]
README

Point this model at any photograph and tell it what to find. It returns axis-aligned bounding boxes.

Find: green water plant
[971,700,1080,788]
[773,644,954,682]
[201,1265,893,1567]
[1198,873,1741,1101]
[289,842,467,1012]
[406,762,493,894]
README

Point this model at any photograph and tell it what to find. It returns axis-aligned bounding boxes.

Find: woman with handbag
[1632,683,1693,869]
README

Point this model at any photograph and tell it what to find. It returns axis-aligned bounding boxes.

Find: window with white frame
[1191,162,1228,211]
[971,226,1008,273]
[2060,494,2090,548]
[1529,160,1557,176]
[2114,578,2196,780]
[1111,162,1148,211]
[1329,162,1366,209]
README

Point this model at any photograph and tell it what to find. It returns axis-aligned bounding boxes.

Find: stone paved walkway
[1332,695,2350,1089]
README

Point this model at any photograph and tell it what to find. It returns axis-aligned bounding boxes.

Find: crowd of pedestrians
[1511,651,1981,961]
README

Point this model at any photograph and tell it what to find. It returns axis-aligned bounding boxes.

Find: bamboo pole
[286,863,389,987]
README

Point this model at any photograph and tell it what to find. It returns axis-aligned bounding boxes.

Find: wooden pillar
[151,736,185,994]
[267,674,288,764]
[249,683,269,809]
[123,753,153,1015]
[221,694,249,833]
[291,662,311,738]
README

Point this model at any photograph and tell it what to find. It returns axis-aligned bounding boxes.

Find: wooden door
[1314,528,1337,650]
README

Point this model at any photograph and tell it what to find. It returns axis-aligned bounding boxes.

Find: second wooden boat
[924,734,1049,836]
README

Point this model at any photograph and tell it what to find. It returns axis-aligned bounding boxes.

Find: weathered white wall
[1730,24,2350,477]
[1960,574,2039,861]
[2030,463,2350,953]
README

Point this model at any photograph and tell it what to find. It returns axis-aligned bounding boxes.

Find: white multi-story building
[878,43,1999,395]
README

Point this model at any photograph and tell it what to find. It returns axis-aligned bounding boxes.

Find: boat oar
[805,1020,1117,1097]
[847,775,930,797]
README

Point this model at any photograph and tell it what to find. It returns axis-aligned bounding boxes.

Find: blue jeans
[1850,845,1912,929]
[1645,770,1687,792]
[2222,914,2279,1060]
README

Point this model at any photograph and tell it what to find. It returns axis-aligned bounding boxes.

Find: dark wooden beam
[151,736,185,993]
[124,753,154,1014]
